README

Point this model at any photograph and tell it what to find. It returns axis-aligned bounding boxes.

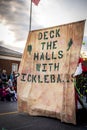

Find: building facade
[0,46,22,76]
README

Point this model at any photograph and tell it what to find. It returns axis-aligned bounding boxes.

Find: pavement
[0,100,87,130]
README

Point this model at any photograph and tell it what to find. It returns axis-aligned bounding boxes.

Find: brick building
[0,46,22,76]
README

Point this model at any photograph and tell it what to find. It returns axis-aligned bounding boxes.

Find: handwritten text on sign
[20,28,73,83]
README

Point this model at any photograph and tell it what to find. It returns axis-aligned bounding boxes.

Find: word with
[36,63,59,72]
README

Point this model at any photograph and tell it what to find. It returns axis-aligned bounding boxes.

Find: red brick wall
[0,59,20,76]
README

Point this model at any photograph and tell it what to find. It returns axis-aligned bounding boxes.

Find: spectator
[6,86,17,101]
[0,78,3,100]
[0,68,1,78]
[0,78,2,88]
[1,69,8,84]
[10,71,17,86]
[8,79,13,88]
[1,85,8,101]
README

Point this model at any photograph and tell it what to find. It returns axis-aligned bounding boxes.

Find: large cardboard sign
[17,20,85,124]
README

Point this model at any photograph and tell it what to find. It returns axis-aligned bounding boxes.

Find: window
[12,63,18,72]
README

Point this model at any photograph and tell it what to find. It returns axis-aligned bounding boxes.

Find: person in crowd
[1,69,8,84]
[0,84,8,101]
[8,79,13,88]
[10,71,17,87]
[5,86,17,101]
[0,78,3,100]
[0,78,2,88]
[0,68,1,78]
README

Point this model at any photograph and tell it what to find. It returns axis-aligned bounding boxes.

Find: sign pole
[29,0,32,31]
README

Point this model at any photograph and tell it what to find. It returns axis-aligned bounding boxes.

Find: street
[0,101,87,130]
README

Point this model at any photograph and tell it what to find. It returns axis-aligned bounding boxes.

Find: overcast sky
[0,0,87,53]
